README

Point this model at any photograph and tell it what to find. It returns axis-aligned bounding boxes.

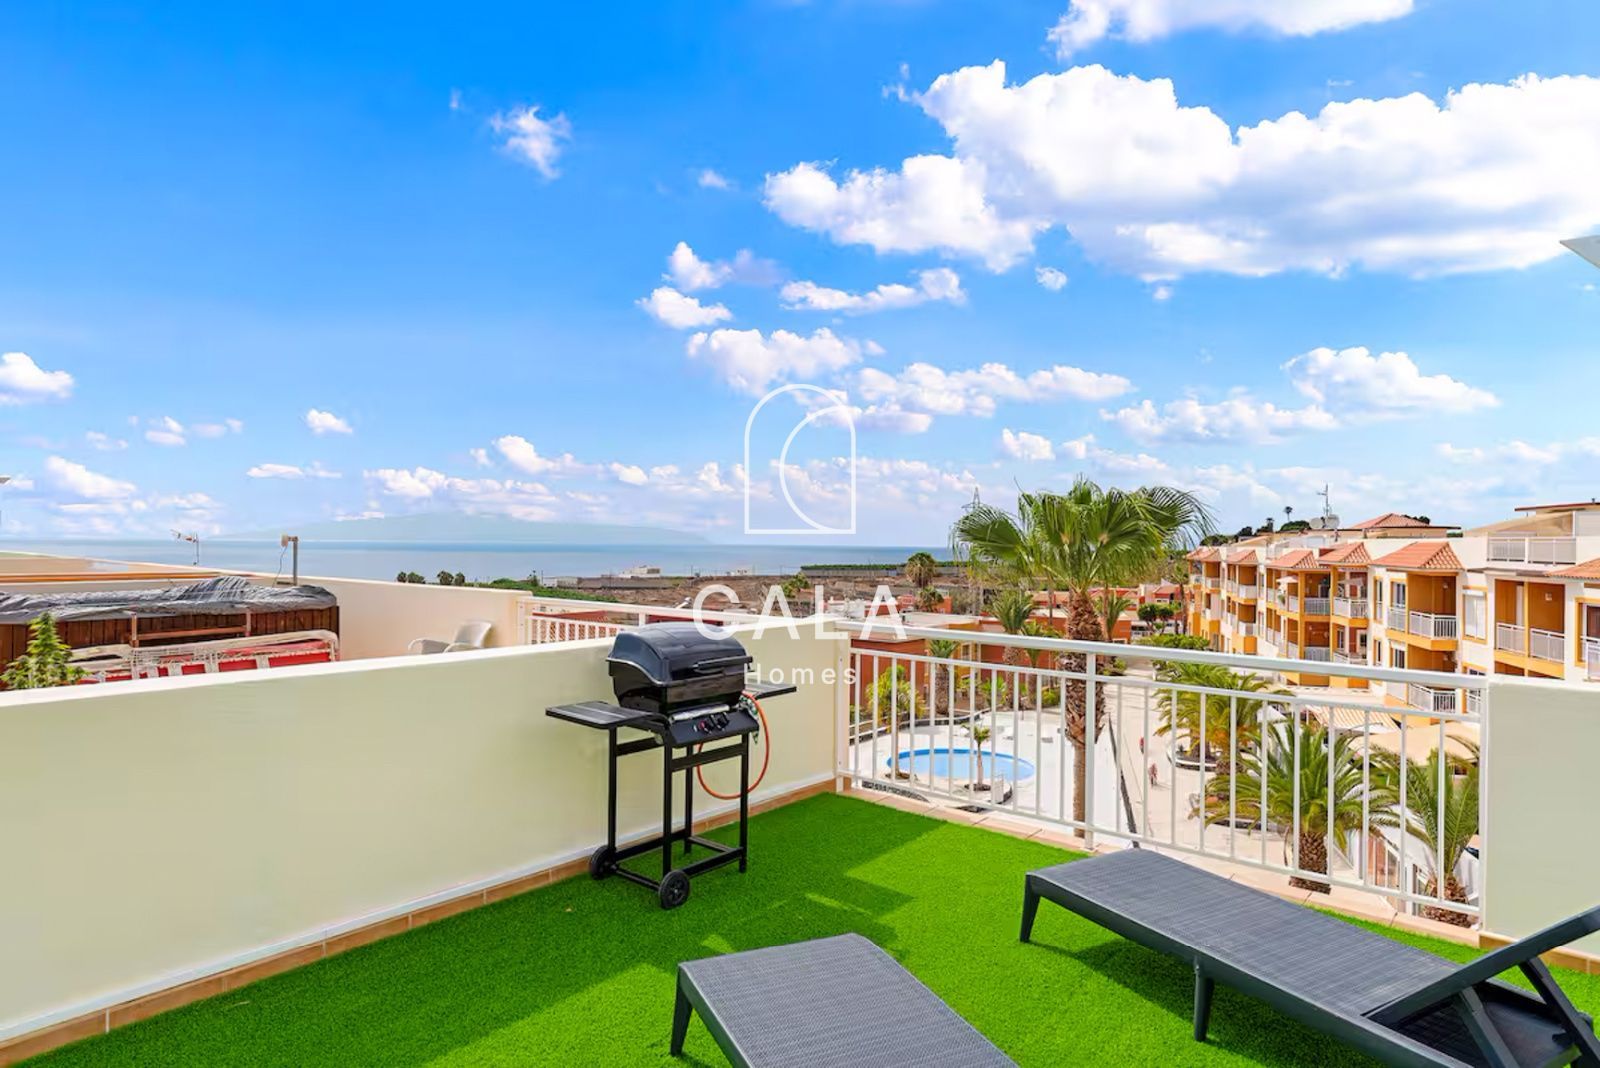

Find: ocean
[2,539,942,583]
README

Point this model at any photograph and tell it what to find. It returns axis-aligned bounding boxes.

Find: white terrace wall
[1481,677,1600,954]
[0,624,842,1041]
[278,574,528,660]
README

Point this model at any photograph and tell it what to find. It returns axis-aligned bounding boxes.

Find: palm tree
[1095,590,1135,644]
[915,584,945,611]
[1201,717,1379,893]
[1154,663,1286,771]
[965,720,992,790]
[953,479,1213,824]
[926,637,961,717]
[989,587,1036,666]
[1371,747,1479,926]
[904,551,939,591]
[857,665,928,779]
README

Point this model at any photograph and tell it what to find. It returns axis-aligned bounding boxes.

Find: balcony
[1286,594,1299,612]
[1300,645,1332,663]
[1386,605,1407,631]
[1496,621,1526,653]
[1203,576,1222,589]
[4,582,1596,1066]
[1407,683,1460,715]
[1487,536,1578,566]
[1233,584,1259,600]
[1408,611,1458,640]
[1302,596,1331,616]
[1587,638,1600,681]
[1331,648,1362,665]
[1529,627,1566,663]
[1331,596,1368,620]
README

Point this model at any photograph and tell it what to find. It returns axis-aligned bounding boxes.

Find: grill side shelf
[744,680,798,700]
[546,701,658,731]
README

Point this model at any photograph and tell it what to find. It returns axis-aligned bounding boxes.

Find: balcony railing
[1496,622,1526,653]
[1285,641,1299,659]
[1203,576,1222,589]
[1300,646,1332,663]
[1237,623,1257,637]
[1487,536,1578,566]
[1529,627,1565,663]
[1331,648,1362,665]
[1407,683,1460,715]
[1332,596,1368,619]
[1233,584,1258,600]
[1386,606,1407,631]
[1302,596,1331,616]
[1286,594,1300,612]
[1587,638,1600,681]
[833,616,1485,919]
[1408,611,1458,640]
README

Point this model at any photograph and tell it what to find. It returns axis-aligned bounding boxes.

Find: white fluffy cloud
[85,431,127,451]
[247,462,340,480]
[856,360,1132,419]
[489,104,572,178]
[609,462,648,485]
[686,327,876,395]
[1001,428,1056,460]
[1048,0,1413,57]
[145,416,187,447]
[1035,266,1069,291]
[697,168,733,190]
[44,456,137,499]
[767,63,1600,279]
[493,435,593,477]
[780,267,965,314]
[1437,437,1600,466]
[1103,395,1338,444]
[637,286,733,328]
[664,242,777,292]
[192,418,244,439]
[305,408,353,436]
[1284,345,1498,414]
[0,352,73,404]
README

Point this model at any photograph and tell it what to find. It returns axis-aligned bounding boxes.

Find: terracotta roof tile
[1226,546,1260,564]
[1372,541,1463,571]
[1319,543,1371,566]
[1270,549,1314,570]
[1188,546,1222,562]
[1552,557,1600,580]
[1349,512,1432,530]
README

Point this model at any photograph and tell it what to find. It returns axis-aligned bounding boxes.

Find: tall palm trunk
[1291,832,1330,894]
[1063,590,1104,825]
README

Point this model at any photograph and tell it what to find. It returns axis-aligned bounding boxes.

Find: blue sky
[3,0,1599,544]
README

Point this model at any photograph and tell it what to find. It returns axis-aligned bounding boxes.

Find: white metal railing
[1285,641,1300,659]
[1409,611,1458,640]
[1238,623,1257,637]
[1331,649,1362,665]
[1332,597,1368,619]
[1529,628,1565,663]
[1496,622,1525,653]
[1235,585,1258,600]
[1287,595,1300,612]
[515,595,755,645]
[1586,638,1600,680]
[1204,576,1222,589]
[1487,536,1578,566]
[835,619,1485,921]
[1301,646,1332,663]
[1303,597,1331,616]
[1408,683,1460,715]
[1387,606,1408,631]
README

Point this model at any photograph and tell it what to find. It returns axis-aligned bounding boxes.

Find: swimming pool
[889,747,1037,783]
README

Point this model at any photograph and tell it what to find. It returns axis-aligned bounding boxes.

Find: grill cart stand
[547,680,795,909]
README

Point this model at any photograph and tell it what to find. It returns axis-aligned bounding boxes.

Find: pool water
[889,747,1037,782]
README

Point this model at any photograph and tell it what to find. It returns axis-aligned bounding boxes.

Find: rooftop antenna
[172,529,200,566]
[1319,484,1333,521]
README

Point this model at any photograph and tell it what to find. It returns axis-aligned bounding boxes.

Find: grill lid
[606,622,751,685]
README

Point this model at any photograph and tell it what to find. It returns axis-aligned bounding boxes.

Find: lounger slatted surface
[1021,849,1600,1068]
[670,933,1015,1067]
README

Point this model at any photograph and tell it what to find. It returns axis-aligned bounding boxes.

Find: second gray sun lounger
[1021,849,1600,1067]
[670,933,1015,1067]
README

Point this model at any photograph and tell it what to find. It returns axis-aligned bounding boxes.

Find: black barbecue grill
[546,623,795,909]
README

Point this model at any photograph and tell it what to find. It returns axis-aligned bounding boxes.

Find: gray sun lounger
[670,933,1015,1067]
[1020,849,1600,1067]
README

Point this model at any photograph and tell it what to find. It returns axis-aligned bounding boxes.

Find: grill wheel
[659,869,691,910]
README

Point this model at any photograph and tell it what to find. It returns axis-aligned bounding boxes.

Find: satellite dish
[1561,235,1600,270]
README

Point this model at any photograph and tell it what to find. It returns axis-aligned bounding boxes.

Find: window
[1585,604,1600,641]
[1391,646,1407,669]
[1463,592,1487,640]
[1392,582,1408,609]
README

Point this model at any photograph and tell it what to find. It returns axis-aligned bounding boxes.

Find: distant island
[218,512,710,546]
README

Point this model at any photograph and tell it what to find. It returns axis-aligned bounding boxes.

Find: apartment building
[1186,502,1600,709]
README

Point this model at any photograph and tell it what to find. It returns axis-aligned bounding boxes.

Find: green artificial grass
[28,794,1600,1066]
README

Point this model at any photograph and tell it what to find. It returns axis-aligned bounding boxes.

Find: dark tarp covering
[0,575,338,625]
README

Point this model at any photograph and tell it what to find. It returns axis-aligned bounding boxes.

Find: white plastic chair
[408,620,493,655]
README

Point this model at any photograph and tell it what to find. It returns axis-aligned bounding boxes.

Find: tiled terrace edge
[0,778,834,1065]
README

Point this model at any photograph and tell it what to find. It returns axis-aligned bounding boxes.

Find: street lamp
[1561,235,1600,270]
